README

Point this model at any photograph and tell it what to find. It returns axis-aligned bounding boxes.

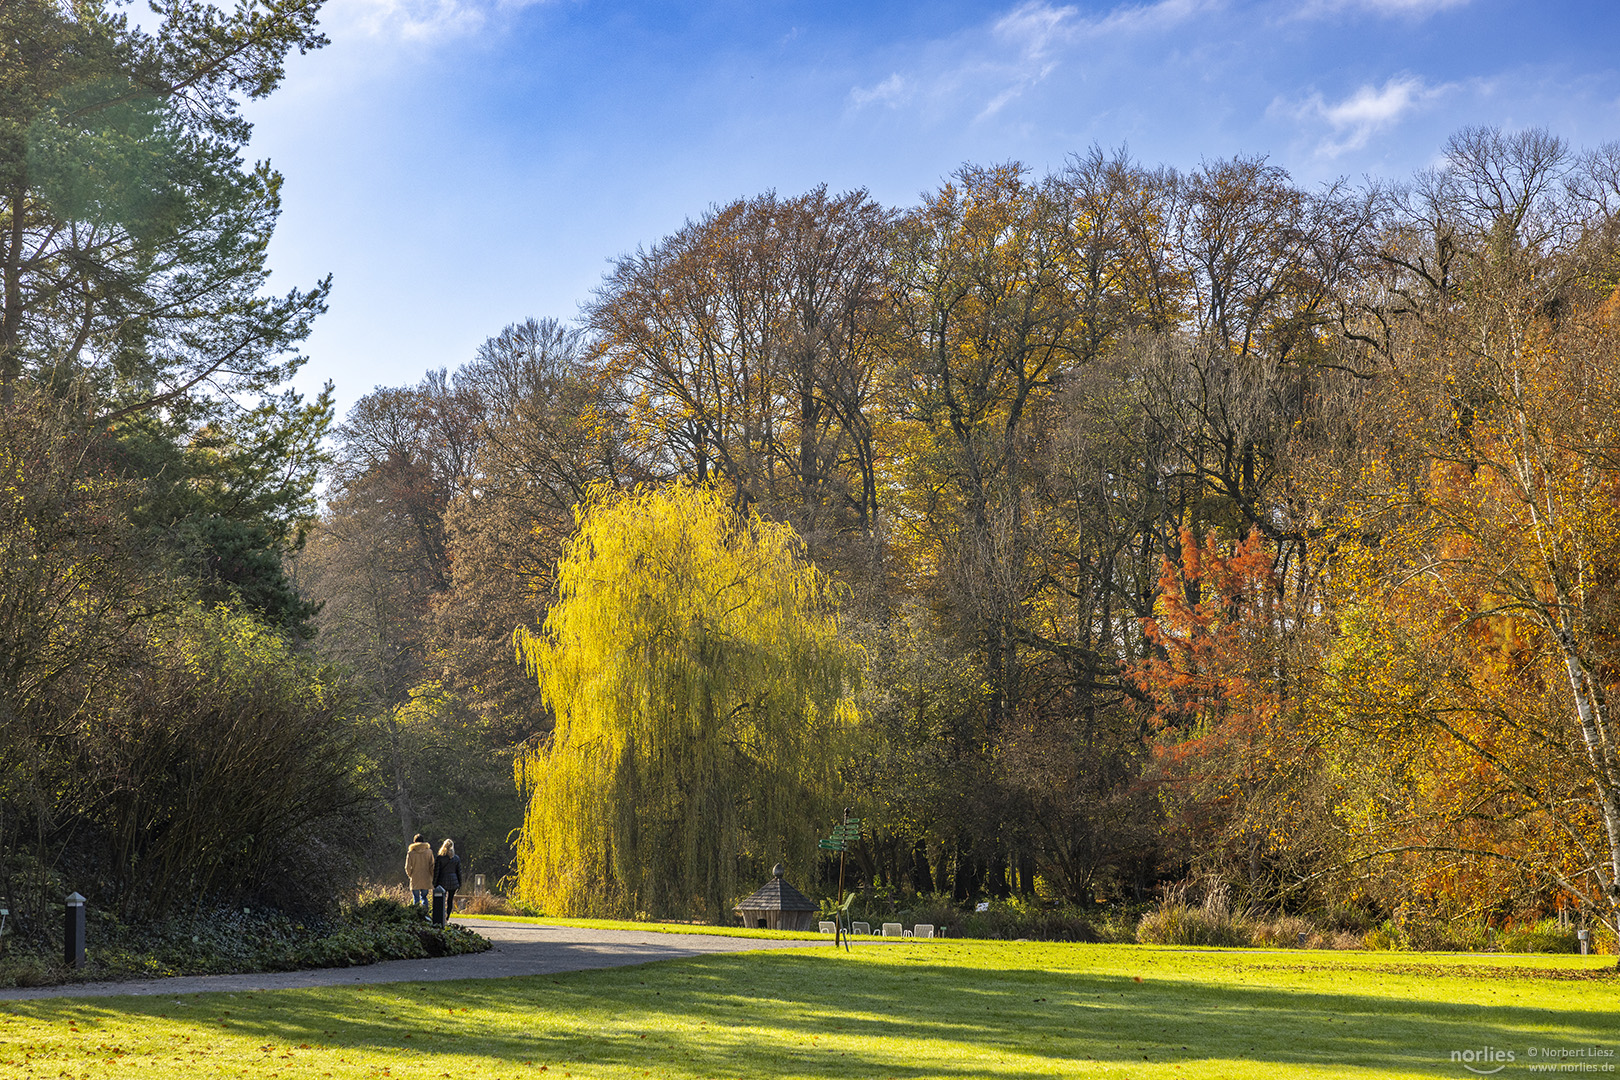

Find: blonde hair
[438,839,455,856]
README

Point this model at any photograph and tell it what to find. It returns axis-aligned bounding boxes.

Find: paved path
[0,920,835,1001]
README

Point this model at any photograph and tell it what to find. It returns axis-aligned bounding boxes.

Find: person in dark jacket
[434,839,462,917]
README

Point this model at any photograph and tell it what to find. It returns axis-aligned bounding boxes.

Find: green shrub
[1363,921,1405,951]
[947,903,1102,942]
[0,954,55,987]
[1496,919,1579,954]
[0,899,489,988]
[1319,901,1382,936]
[829,890,1119,942]
[1092,908,1143,944]
[1362,914,1497,952]
[1403,917,1490,952]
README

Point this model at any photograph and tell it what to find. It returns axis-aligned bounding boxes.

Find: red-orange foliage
[1133,526,1279,737]
[1128,526,1292,879]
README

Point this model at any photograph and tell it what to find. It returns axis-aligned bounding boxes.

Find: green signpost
[824,811,863,951]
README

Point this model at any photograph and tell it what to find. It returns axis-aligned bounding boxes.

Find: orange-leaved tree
[1316,301,1620,949]
[1128,526,1313,895]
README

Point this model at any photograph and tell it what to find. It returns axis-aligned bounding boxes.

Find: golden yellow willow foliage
[511,484,861,919]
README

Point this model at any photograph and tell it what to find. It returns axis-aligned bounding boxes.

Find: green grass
[1,942,1615,1079]
[451,913,829,939]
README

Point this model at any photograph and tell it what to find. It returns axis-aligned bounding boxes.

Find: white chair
[914,923,935,938]
[852,921,871,936]
[819,921,837,934]
[882,922,903,937]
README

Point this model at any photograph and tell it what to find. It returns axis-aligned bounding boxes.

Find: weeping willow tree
[512,484,861,919]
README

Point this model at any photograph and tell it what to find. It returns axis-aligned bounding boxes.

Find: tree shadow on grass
[8,949,1616,1078]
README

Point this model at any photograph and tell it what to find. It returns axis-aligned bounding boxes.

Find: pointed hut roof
[734,863,818,912]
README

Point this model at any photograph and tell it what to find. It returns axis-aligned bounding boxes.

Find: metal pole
[64,892,85,968]
[837,847,847,913]
[837,809,851,952]
[431,886,447,927]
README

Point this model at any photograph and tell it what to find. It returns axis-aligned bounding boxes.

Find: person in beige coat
[405,833,435,910]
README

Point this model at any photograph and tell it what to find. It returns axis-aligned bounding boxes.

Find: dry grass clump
[1249,914,1314,948]
[348,881,519,917]
[1136,884,1366,950]
[350,881,410,906]
[1136,883,1255,948]
[461,892,517,916]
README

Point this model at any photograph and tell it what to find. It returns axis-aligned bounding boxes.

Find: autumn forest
[303,130,1620,943]
[3,0,1619,956]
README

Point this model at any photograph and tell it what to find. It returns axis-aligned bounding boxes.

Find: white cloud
[1280,75,1448,157]
[1299,0,1471,17]
[850,73,912,109]
[1087,0,1221,35]
[847,0,1213,121]
[993,1,1077,58]
[326,0,549,42]
[977,2,1076,116]
[1358,0,1470,10]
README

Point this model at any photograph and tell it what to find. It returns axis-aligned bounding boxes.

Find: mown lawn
[453,913,821,939]
[0,941,1614,1079]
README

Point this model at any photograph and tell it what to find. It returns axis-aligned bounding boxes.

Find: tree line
[3,0,1614,949]
[310,130,1620,939]
[0,0,361,936]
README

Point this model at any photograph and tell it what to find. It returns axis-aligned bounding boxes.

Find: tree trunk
[386,718,415,846]
[1,181,26,410]
[911,840,934,894]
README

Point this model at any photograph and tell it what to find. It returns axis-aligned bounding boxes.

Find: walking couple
[405,834,462,918]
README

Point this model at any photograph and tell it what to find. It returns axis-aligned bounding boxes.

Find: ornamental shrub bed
[0,898,488,988]
[813,884,1601,954]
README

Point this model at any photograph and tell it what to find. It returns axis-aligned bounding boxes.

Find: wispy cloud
[1279,75,1448,157]
[1299,0,1471,17]
[327,0,549,42]
[1088,0,1221,35]
[994,0,1077,57]
[848,0,1213,121]
[849,73,912,109]
[978,1,1076,116]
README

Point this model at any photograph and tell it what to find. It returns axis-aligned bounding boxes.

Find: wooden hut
[733,863,818,931]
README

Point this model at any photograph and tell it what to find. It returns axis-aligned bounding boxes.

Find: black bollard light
[431,886,447,927]
[64,892,86,968]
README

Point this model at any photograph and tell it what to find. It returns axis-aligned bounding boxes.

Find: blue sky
[236,0,1620,413]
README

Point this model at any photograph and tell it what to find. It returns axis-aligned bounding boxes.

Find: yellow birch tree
[1316,303,1620,947]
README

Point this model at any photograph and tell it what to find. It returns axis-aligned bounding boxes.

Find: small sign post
[431,886,447,928]
[65,893,86,968]
[820,811,862,951]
